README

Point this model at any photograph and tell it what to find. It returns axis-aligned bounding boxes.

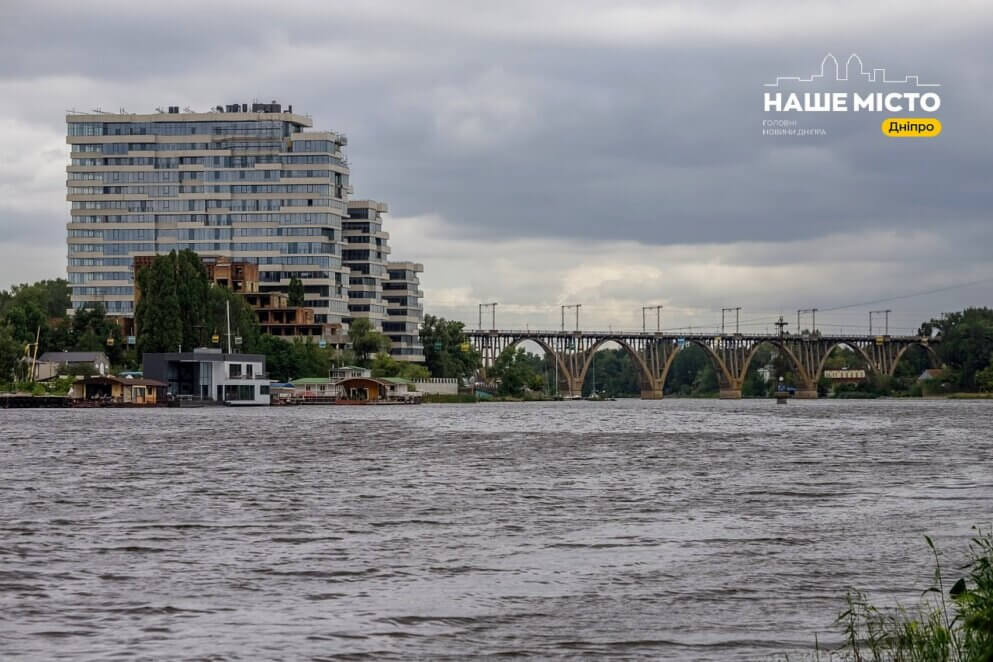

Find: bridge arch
[740,339,814,387]
[813,341,878,382]
[503,335,574,386]
[576,337,655,391]
[888,341,941,377]
[657,338,736,393]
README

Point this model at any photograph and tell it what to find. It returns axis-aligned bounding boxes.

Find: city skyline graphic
[764,53,941,88]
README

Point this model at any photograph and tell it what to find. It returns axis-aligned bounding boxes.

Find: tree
[288,277,305,307]
[70,304,124,365]
[206,286,260,352]
[929,308,993,390]
[135,253,182,354]
[175,250,209,350]
[348,318,390,364]
[371,352,431,380]
[491,347,544,396]
[977,359,993,393]
[0,324,21,384]
[664,344,718,396]
[582,348,641,397]
[420,314,481,378]
[0,279,70,320]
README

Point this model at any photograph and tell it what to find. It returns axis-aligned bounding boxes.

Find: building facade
[383,261,425,362]
[66,103,351,324]
[343,200,390,331]
[142,348,270,405]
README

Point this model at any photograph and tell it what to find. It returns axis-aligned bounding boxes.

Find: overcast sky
[1,0,990,334]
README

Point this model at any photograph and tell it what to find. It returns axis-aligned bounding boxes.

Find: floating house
[69,376,168,405]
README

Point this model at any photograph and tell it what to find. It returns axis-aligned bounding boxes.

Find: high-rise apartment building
[66,103,351,330]
[343,200,390,331]
[383,261,425,362]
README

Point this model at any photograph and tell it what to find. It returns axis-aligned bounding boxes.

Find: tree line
[3,262,992,397]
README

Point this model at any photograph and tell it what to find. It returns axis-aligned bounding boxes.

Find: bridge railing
[464,329,933,342]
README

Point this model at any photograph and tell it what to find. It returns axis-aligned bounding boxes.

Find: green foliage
[664,344,719,396]
[583,348,641,397]
[207,286,260,351]
[929,308,993,391]
[0,324,20,383]
[491,346,545,396]
[70,304,125,365]
[135,252,182,354]
[287,277,305,307]
[348,318,391,364]
[370,352,431,380]
[135,251,260,354]
[976,360,993,393]
[832,529,993,661]
[249,335,341,382]
[420,314,481,378]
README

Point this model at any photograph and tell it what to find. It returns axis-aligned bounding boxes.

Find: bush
[831,528,993,661]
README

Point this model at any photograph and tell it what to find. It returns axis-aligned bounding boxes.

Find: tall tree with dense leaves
[136,252,182,354]
[929,307,993,390]
[419,315,480,378]
[348,317,390,364]
[175,250,210,349]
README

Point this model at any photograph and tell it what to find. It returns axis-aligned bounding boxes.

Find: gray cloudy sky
[1,0,991,333]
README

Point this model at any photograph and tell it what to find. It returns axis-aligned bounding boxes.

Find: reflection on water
[1,399,991,660]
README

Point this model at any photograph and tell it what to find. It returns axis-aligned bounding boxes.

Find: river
[1,399,991,660]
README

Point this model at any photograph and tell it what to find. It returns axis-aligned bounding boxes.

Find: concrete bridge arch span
[575,337,659,399]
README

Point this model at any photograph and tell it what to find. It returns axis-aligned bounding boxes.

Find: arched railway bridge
[465,330,940,399]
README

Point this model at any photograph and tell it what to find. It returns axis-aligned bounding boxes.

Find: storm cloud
[1,0,990,331]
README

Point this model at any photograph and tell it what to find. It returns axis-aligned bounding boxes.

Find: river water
[1,399,991,660]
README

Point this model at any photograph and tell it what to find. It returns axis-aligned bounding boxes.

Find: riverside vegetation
[818,529,993,662]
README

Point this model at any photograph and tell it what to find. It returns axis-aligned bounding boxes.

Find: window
[229,363,242,378]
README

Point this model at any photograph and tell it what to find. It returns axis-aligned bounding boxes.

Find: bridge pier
[794,388,819,399]
[564,376,584,399]
[640,387,663,400]
[719,389,743,399]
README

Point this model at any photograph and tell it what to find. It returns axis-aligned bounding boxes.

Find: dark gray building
[142,348,269,405]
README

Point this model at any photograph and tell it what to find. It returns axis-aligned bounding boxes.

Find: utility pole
[797,308,817,334]
[225,299,233,354]
[870,309,892,336]
[561,304,581,331]
[721,307,741,335]
[479,302,497,330]
[642,305,662,333]
[775,316,789,338]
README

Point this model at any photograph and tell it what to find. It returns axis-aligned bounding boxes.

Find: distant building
[38,351,110,377]
[918,368,944,381]
[336,376,417,402]
[67,103,351,322]
[69,376,167,405]
[142,348,269,405]
[344,201,391,331]
[383,261,425,362]
[331,365,371,380]
[823,369,867,383]
[66,104,428,368]
[410,378,459,395]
